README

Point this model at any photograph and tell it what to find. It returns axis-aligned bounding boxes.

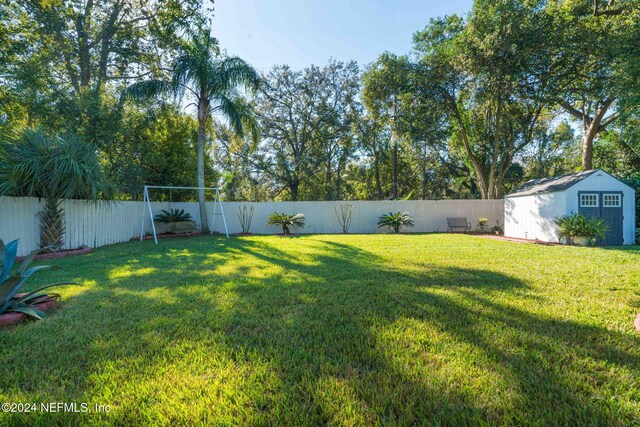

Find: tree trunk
[40,197,65,252]
[325,162,332,200]
[581,101,612,171]
[559,98,615,171]
[582,127,597,171]
[373,137,383,199]
[290,181,299,201]
[197,99,209,233]
[392,135,398,199]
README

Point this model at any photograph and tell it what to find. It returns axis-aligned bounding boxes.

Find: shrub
[554,212,607,244]
[377,212,415,234]
[237,205,255,234]
[154,209,193,223]
[0,130,114,252]
[334,204,353,234]
[477,217,488,226]
[490,221,503,235]
[0,239,75,320]
[267,212,305,235]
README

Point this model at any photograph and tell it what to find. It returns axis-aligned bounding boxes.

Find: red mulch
[15,245,92,261]
[0,293,59,327]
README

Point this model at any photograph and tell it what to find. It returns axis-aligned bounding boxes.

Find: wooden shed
[504,169,636,245]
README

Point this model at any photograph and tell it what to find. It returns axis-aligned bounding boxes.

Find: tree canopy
[1,0,638,207]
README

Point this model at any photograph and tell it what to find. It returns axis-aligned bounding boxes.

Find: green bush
[267,212,305,235]
[554,212,607,245]
[377,212,415,234]
[490,221,503,235]
[0,130,114,252]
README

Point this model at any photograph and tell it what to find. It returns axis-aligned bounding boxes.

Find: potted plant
[377,212,415,234]
[554,212,607,246]
[0,239,75,327]
[267,212,305,235]
[477,217,489,232]
[154,209,196,234]
[490,221,503,236]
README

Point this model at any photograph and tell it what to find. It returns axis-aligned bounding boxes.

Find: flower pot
[572,236,591,246]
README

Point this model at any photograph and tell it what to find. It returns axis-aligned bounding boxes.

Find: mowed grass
[1,234,640,425]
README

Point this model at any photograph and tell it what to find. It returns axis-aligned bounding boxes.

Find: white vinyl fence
[0,197,504,256]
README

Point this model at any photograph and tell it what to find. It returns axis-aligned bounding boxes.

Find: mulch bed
[15,245,92,261]
[0,293,59,327]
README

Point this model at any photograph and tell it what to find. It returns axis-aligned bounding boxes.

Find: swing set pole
[140,185,229,244]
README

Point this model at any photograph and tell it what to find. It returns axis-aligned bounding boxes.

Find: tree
[362,53,412,199]
[1,0,212,150]
[522,120,581,178]
[352,109,390,199]
[255,61,359,201]
[0,129,114,251]
[543,0,640,170]
[123,29,259,231]
[103,103,217,199]
[14,0,211,95]
[412,3,549,199]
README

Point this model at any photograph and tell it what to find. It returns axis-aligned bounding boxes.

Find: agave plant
[0,239,74,320]
[267,212,305,235]
[154,209,193,223]
[377,212,415,234]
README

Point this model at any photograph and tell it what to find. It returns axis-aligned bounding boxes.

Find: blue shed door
[578,192,623,245]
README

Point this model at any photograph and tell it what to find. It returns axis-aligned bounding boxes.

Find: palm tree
[122,29,260,232]
[0,129,114,251]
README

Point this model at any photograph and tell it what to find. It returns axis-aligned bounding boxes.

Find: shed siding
[565,171,636,245]
[504,192,566,242]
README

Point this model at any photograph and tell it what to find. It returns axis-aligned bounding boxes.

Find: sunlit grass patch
[1,234,639,425]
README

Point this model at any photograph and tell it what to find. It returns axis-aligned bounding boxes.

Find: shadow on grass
[1,235,639,425]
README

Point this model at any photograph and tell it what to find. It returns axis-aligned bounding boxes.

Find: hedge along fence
[0,197,504,256]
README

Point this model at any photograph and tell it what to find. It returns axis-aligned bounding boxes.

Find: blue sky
[212,0,473,72]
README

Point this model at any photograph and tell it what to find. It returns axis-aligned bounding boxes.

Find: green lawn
[1,234,640,425]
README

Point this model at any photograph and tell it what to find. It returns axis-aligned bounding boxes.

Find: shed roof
[507,169,600,197]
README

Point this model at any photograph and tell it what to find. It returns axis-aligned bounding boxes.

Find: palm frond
[212,56,261,94]
[0,129,115,202]
[120,79,172,105]
[217,95,246,137]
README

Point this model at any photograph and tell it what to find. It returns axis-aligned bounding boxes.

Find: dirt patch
[138,231,203,240]
[476,234,563,246]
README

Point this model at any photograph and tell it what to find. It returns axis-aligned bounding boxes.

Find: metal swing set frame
[139,185,229,244]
